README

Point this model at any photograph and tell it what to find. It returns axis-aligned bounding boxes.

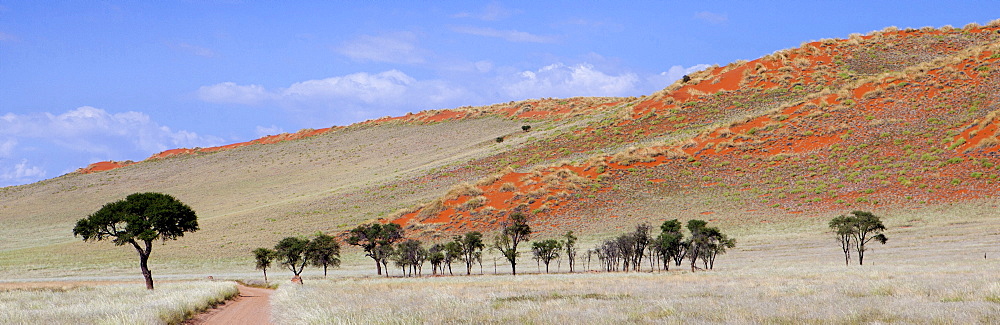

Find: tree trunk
[374,258,383,275]
[131,240,154,290]
[323,264,328,278]
[263,268,268,283]
[511,260,517,275]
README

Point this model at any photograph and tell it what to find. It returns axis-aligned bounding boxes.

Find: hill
[2,23,1000,278]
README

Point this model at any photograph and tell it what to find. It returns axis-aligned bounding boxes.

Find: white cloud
[336,32,426,64]
[255,125,284,137]
[0,106,225,186]
[453,3,514,21]
[196,70,473,124]
[694,11,728,24]
[282,70,415,103]
[500,63,639,99]
[451,26,556,43]
[1,159,45,184]
[197,82,271,105]
[657,64,713,84]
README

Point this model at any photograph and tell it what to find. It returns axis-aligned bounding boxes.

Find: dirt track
[186,284,273,325]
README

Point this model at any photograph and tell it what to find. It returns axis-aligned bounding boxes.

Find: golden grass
[0,280,237,324]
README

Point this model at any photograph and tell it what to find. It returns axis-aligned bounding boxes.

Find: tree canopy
[493,213,532,275]
[73,192,198,290]
[347,223,403,276]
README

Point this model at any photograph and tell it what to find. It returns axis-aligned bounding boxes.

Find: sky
[1,1,998,187]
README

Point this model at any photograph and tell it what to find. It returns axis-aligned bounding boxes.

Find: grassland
[270,200,1000,324]
[0,280,237,324]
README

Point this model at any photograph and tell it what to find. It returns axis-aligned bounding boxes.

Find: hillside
[393,24,1000,239]
[2,23,1000,278]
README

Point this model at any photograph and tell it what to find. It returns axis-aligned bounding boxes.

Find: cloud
[499,63,639,99]
[0,107,225,186]
[197,82,271,105]
[255,125,284,137]
[172,42,217,58]
[694,11,728,24]
[1,159,45,184]
[451,26,556,43]
[336,32,426,64]
[197,70,473,124]
[660,64,714,83]
[453,3,514,21]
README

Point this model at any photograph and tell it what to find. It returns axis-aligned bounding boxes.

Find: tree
[531,239,562,273]
[493,213,532,275]
[829,215,855,265]
[274,237,310,283]
[428,243,446,275]
[73,192,199,290]
[653,219,684,271]
[685,219,734,271]
[443,241,461,275]
[630,224,652,271]
[563,231,578,272]
[305,233,341,278]
[346,223,403,276]
[846,211,888,265]
[522,125,531,132]
[456,232,485,275]
[393,239,426,277]
[253,248,276,283]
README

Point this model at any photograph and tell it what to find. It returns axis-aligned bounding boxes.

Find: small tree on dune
[253,247,276,282]
[73,192,199,290]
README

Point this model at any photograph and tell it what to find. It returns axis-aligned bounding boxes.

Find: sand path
[186,284,274,325]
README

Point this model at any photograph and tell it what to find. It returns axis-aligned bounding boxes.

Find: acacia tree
[531,239,562,273]
[346,223,403,276]
[456,232,485,275]
[653,219,684,271]
[493,213,532,275]
[253,247,276,282]
[829,215,855,265]
[73,192,199,290]
[305,233,341,278]
[393,239,425,277]
[563,231,577,272]
[275,237,310,283]
[428,243,446,275]
[846,211,888,265]
[630,224,652,271]
[443,241,461,275]
[685,219,734,271]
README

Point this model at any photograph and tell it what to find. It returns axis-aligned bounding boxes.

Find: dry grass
[271,263,1000,324]
[0,280,237,324]
[269,199,1000,323]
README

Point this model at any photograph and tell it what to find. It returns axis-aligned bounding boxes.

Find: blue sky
[1,1,998,186]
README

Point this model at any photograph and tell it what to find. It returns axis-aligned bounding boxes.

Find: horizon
[1,1,998,187]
